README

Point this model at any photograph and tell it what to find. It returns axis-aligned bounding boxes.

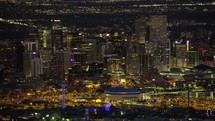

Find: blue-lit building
[105,87,141,102]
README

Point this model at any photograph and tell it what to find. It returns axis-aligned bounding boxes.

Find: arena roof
[106,87,141,95]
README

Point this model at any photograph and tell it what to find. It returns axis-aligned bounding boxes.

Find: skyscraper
[148,15,170,71]
[31,57,43,77]
[175,44,187,68]
[39,47,53,74]
[23,51,42,77]
[135,16,147,44]
[52,28,63,52]
[16,42,25,72]
[126,41,140,75]
[53,50,71,80]
[149,15,168,42]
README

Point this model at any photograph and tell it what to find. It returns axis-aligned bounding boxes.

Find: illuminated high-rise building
[126,41,140,75]
[72,39,101,63]
[39,47,53,74]
[53,50,71,80]
[142,42,155,69]
[171,40,199,68]
[149,15,168,42]
[23,52,32,77]
[135,16,147,44]
[38,28,52,49]
[135,15,170,73]
[31,57,43,77]
[51,24,70,53]
[148,15,170,71]
[52,28,63,52]
[23,51,42,77]
[51,19,68,52]
[107,57,125,81]
[172,43,187,68]
[66,34,72,51]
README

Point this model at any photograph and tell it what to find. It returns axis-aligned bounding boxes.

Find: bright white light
[120,111,124,115]
[54,19,60,22]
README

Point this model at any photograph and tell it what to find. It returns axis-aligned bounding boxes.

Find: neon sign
[206,108,213,117]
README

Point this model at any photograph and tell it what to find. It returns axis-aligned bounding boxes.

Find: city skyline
[0,0,215,120]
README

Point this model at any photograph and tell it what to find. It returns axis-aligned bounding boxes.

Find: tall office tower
[52,28,63,52]
[51,20,66,52]
[31,57,43,77]
[39,48,53,74]
[153,41,170,71]
[126,41,140,75]
[142,42,154,69]
[23,52,32,77]
[38,28,52,49]
[112,39,127,74]
[66,34,72,51]
[23,52,42,77]
[148,15,170,71]
[135,16,149,75]
[149,15,168,41]
[53,50,71,80]
[135,16,147,44]
[16,42,25,72]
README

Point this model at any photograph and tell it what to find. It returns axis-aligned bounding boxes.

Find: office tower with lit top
[51,20,69,52]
